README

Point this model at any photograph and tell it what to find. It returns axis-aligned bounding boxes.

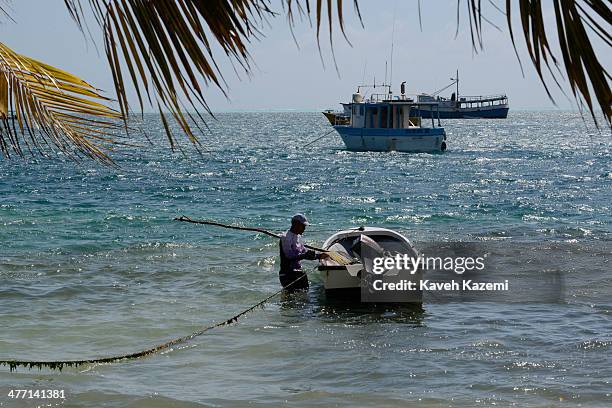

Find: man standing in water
[279,213,327,291]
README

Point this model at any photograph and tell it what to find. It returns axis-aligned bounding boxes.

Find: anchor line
[302,129,335,148]
[0,268,318,372]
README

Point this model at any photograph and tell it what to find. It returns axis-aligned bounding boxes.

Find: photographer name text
[373,279,509,291]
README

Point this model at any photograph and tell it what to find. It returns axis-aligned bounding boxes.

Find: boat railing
[365,93,415,103]
[458,94,508,104]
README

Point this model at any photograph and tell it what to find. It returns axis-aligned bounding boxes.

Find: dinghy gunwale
[322,227,417,254]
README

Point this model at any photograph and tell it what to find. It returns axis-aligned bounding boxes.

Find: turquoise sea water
[0,111,611,406]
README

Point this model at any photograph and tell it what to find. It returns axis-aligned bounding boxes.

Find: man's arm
[283,234,318,261]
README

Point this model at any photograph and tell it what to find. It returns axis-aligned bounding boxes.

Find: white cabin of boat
[331,83,447,153]
[342,84,444,130]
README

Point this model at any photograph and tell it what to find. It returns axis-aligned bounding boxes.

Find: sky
[0,0,609,112]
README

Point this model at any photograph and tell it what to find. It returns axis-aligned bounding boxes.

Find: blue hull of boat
[334,126,446,153]
[417,106,509,119]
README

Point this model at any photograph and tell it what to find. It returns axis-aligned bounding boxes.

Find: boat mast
[389,4,396,97]
[384,61,388,93]
[456,69,459,99]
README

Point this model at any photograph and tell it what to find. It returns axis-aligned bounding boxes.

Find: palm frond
[0,5,15,23]
[0,43,124,164]
[63,0,358,149]
[466,0,611,125]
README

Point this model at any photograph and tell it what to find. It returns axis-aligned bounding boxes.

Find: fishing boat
[328,83,447,153]
[324,71,509,122]
[415,71,509,119]
[318,226,423,303]
[322,106,349,125]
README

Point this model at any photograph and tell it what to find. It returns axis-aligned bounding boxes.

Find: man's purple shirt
[280,229,307,271]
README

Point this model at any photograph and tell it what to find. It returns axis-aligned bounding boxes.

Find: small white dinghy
[318,227,423,302]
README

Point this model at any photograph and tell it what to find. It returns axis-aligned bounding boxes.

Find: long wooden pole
[174,215,328,252]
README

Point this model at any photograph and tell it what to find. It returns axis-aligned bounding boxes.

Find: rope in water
[302,128,335,148]
[0,267,316,372]
[1,216,331,372]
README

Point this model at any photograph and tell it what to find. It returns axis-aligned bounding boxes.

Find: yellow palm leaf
[0,43,124,163]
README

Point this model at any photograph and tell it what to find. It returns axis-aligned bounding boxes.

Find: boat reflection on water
[279,283,425,326]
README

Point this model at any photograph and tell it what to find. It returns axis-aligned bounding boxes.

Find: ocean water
[0,111,610,407]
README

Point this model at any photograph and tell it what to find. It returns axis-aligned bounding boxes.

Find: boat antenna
[384,61,387,89]
[389,0,397,96]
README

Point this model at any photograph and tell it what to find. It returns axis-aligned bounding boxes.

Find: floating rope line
[1,216,339,372]
[0,268,316,372]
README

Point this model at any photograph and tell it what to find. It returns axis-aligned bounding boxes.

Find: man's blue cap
[291,213,309,226]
